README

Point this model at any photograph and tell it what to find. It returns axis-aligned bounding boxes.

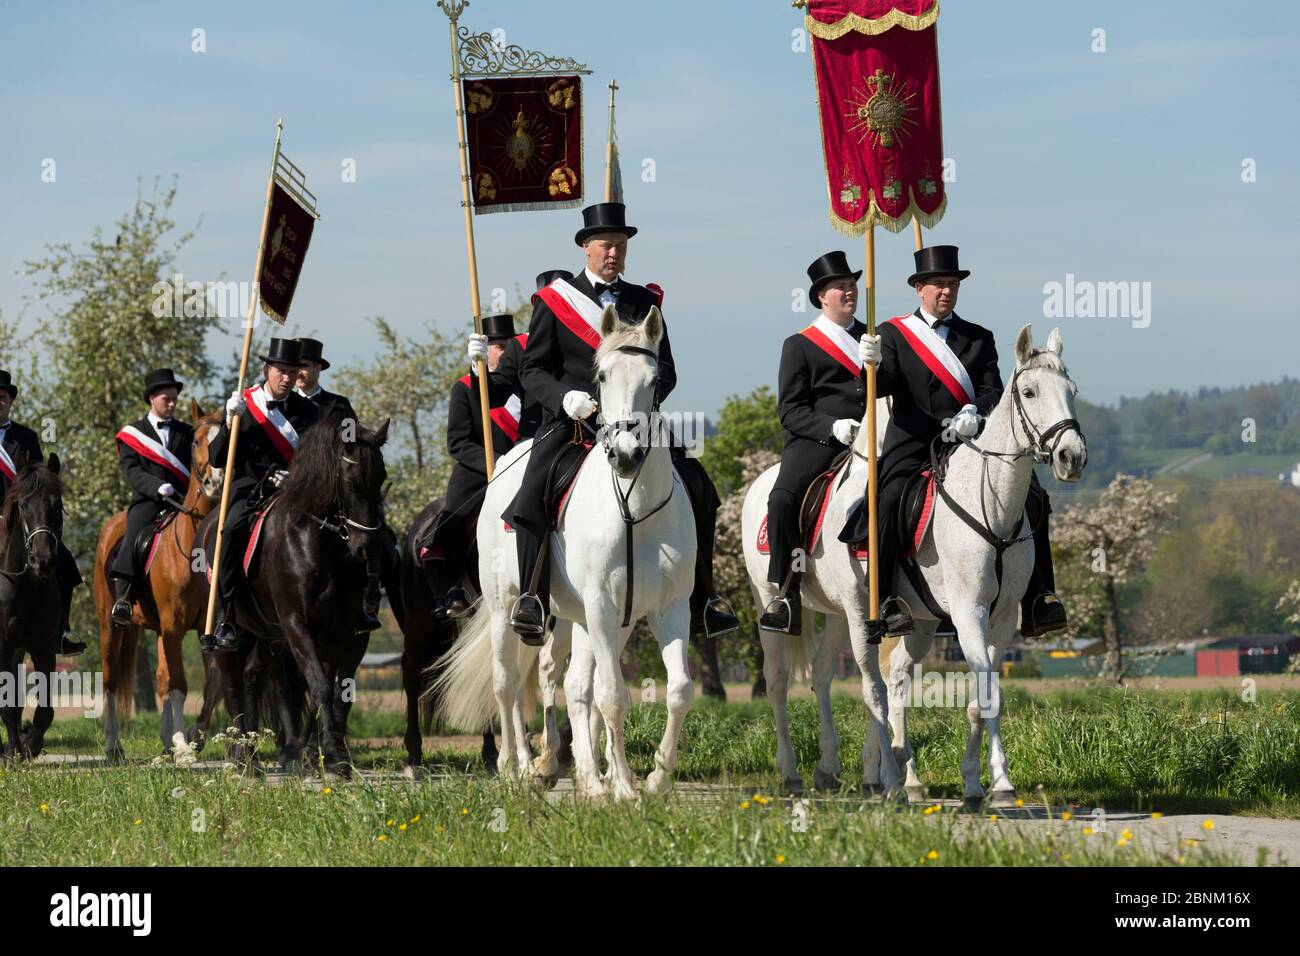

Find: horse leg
[562,623,604,796]
[760,626,802,795]
[24,646,57,759]
[488,611,525,782]
[400,627,428,768]
[885,626,935,799]
[190,649,224,751]
[588,609,635,800]
[644,599,694,796]
[156,628,188,755]
[952,603,994,807]
[983,603,1020,807]
[533,619,571,784]
[284,625,349,778]
[811,614,847,792]
[847,620,904,800]
[0,650,22,759]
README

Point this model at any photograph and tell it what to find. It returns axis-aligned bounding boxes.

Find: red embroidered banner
[806,0,946,235]
[464,75,583,215]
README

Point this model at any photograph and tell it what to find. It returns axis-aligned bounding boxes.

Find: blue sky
[2,1,1297,419]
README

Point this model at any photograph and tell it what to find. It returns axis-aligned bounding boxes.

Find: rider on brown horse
[109,368,194,625]
[0,369,84,655]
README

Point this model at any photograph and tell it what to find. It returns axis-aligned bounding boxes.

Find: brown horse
[92,399,224,760]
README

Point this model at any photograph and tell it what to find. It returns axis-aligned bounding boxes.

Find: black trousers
[766,438,840,587]
[57,542,81,628]
[216,494,254,607]
[510,420,722,616]
[110,499,162,580]
[875,446,1056,613]
[426,465,486,585]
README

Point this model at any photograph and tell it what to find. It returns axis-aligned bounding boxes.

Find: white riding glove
[157,483,176,499]
[831,418,859,446]
[225,389,246,422]
[858,333,881,366]
[562,390,598,421]
[467,332,488,364]
[952,403,981,438]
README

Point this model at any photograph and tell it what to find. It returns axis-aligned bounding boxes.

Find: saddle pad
[846,471,937,563]
[502,440,595,533]
[242,497,279,575]
[755,467,838,556]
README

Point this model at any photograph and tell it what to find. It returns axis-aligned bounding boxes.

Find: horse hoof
[859,782,884,799]
[961,796,985,814]
[813,769,842,792]
[645,769,671,795]
[905,784,928,803]
[106,745,126,765]
[988,789,1019,809]
[780,778,805,797]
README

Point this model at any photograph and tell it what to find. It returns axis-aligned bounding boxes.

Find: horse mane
[4,463,63,509]
[594,322,657,368]
[278,416,385,521]
[1019,348,1068,376]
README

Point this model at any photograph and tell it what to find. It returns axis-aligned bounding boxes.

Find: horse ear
[1015,324,1034,365]
[599,303,619,339]
[191,397,204,421]
[373,418,390,446]
[1046,327,1063,355]
[643,306,663,348]
[46,452,60,475]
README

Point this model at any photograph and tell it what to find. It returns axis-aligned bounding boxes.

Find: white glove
[225,389,246,421]
[831,419,859,446]
[157,483,176,499]
[467,332,488,364]
[952,403,981,438]
[858,333,881,366]
[562,390,598,421]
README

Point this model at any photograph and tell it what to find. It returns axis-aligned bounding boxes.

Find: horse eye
[597,372,606,384]
[1022,388,1035,398]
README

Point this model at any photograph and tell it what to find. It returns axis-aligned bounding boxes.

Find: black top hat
[574,203,638,246]
[296,337,331,371]
[907,245,971,287]
[0,369,16,400]
[143,368,185,403]
[807,251,864,306]
[481,314,517,340]
[535,269,574,291]
[259,337,307,369]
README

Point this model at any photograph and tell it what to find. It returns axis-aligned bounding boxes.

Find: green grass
[4,686,1296,865]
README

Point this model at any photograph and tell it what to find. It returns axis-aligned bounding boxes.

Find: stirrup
[881,595,915,638]
[759,595,799,635]
[510,594,546,638]
[703,596,740,639]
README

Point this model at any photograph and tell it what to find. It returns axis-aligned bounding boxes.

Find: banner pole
[912,214,923,252]
[864,223,880,625]
[441,1,494,479]
[604,79,618,202]
[203,118,283,638]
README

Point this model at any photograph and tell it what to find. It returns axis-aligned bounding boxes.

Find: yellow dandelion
[1182,838,1202,848]
[435,825,446,834]
[1151,812,1163,819]
[133,818,142,826]
[411,814,421,823]
[754,794,770,806]
[377,834,387,842]
[740,800,751,810]
[1176,855,1185,864]
[927,850,938,860]
[1014,799,1024,808]
[923,805,936,816]
[1202,819,1215,831]
[988,814,999,821]
[1122,828,1133,840]
[461,807,469,816]
[386,818,395,827]
[1082,827,1094,836]
[399,823,408,831]
[775,854,786,864]
[322,787,333,795]
[1117,837,1128,847]
[39,803,49,813]
[1061,811,1072,821]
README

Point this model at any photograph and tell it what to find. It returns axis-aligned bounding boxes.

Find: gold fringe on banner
[475,199,584,215]
[805,1,939,40]
[827,193,946,237]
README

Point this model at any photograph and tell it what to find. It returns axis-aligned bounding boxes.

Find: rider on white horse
[857,245,1067,637]
[503,202,738,643]
[759,251,914,638]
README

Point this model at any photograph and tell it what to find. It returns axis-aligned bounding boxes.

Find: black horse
[204,417,389,777]
[398,499,497,771]
[0,453,64,760]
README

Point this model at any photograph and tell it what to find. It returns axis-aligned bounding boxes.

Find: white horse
[743,324,1087,805]
[434,305,698,798]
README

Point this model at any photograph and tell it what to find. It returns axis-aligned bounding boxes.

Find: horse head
[1010,325,1088,482]
[338,418,389,562]
[1,451,63,578]
[595,304,664,479]
[189,399,225,509]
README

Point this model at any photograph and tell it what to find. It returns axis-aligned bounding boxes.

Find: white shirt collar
[148,413,173,432]
[295,385,322,400]
[919,305,951,329]
[817,310,855,331]
[585,267,620,289]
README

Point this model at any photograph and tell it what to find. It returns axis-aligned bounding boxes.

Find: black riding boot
[110,576,133,626]
[760,572,803,636]
[510,528,547,645]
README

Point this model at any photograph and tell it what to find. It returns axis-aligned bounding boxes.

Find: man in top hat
[294,337,358,422]
[0,369,86,654]
[429,313,524,617]
[759,253,913,637]
[202,338,322,650]
[857,245,1067,637]
[108,369,195,624]
[502,204,739,643]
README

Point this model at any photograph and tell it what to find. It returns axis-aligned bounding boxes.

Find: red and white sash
[536,277,604,350]
[800,314,863,377]
[458,374,522,444]
[116,424,190,488]
[882,313,975,407]
[243,384,299,463]
[0,442,16,482]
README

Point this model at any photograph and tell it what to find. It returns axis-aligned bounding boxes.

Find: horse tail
[428,600,497,733]
[107,624,140,726]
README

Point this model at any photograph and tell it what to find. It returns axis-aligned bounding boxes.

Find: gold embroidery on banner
[548,164,578,198]
[466,81,494,115]
[546,78,576,109]
[847,69,918,149]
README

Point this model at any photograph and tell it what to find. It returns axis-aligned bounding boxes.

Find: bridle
[0,504,61,581]
[308,446,384,542]
[593,343,677,628]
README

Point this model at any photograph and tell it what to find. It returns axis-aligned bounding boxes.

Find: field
[3,682,1298,866]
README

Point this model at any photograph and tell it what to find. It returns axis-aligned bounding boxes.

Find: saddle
[503,438,594,533]
[836,467,939,560]
[133,508,179,579]
[756,449,852,556]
